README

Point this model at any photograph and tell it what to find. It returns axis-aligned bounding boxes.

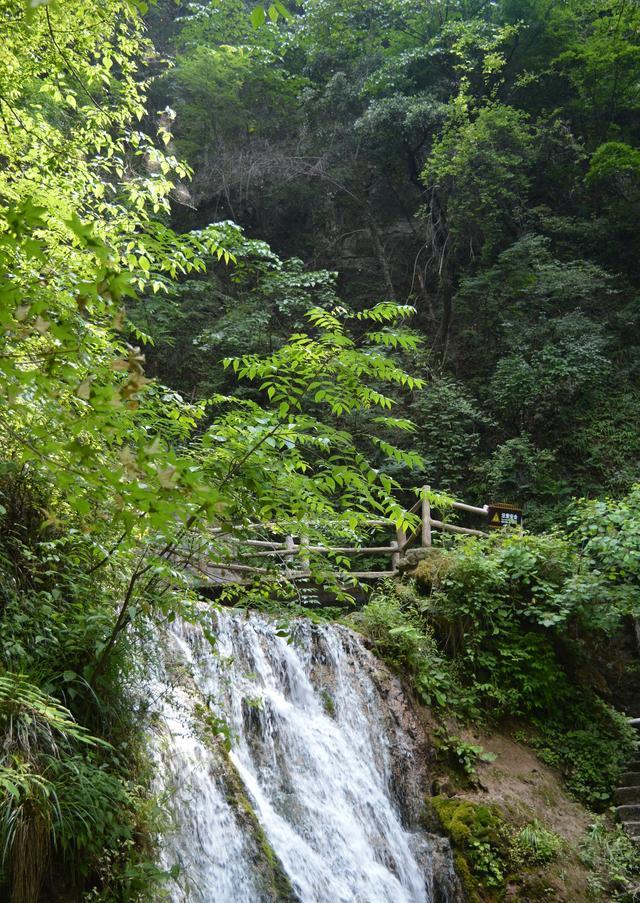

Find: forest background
[143,0,640,531]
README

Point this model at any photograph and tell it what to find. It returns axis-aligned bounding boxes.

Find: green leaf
[274,1,291,19]
[251,5,266,27]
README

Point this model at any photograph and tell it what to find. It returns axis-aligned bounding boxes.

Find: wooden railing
[393,490,489,568]
[195,486,491,584]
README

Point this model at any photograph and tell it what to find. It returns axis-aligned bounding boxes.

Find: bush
[531,701,636,809]
[580,818,640,901]
[353,582,459,707]
[413,533,578,718]
[367,524,638,808]
[0,473,166,901]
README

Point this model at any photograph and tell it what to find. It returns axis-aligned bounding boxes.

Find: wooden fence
[197,486,491,584]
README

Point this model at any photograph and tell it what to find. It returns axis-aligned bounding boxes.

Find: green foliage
[587,142,640,188]
[0,2,202,888]
[163,41,302,161]
[569,388,640,497]
[423,102,534,260]
[551,0,640,143]
[565,486,640,622]
[511,821,561,868]
[251,2,291,28]
[413,533,575,716]
[489,312,609,424]
[530,701,636,809]
[580,818,640,901]
[480,437,568,529]
[0,473,168,900]
[352,582,458,708]
[0,652,164,899]
[351,521,637,807]
[434,728,496,783]
[131,227,351,400]
[369,514,640,807]
[409,377,491,494]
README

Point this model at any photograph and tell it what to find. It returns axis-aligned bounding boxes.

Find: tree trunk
[367,214,396,299]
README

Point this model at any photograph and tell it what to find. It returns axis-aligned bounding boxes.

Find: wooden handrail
[451,500,489,517]
[429,519,487,538]
[193,485,496,583]
[248,545,398,557]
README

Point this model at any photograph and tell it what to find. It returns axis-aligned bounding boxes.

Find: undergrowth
[0,468,167,902]
[580,818,640,901]
[529,701,635,808]
[352,524,638,810]
[425,796,563,901]
[352,582,459,708]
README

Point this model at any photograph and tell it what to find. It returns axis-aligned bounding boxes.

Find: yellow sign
[487,504,523,529]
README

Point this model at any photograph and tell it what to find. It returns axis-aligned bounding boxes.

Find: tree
[0,1,426,895]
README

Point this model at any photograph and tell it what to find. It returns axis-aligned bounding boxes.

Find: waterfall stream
[151,611,462,903]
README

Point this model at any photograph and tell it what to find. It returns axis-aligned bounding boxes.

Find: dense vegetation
[145,0,640,529]
[1,0,640,900]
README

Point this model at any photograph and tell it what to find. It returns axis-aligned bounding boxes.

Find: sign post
[486,503,523,530]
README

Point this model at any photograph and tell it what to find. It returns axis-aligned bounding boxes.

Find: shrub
[386,525,637,807]
[512,821,562,867]
[353,582,458,707]
[580,818,640,901]
[0,474,167,901]
[531,700,636,809]
[413,533,578,717]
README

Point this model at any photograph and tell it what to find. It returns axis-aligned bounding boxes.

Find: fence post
[391,537,400,571]
[300,534,310,575]
[284,534,295,574]
[421,485,432,548]
[397,523,407,561]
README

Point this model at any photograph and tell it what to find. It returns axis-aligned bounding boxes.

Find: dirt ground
[442,722,595,900]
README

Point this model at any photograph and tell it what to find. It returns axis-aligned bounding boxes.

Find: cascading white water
[152,611,461,903]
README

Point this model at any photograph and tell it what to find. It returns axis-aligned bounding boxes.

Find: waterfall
[151,611,462,903]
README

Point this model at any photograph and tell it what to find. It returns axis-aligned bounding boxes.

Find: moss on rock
[220,754,298,902]
[428,796,511,899]
[425,795,563,902]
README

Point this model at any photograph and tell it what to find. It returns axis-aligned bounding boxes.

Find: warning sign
[487,504,523,530]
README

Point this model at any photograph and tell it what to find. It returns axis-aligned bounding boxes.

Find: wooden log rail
[198,486,492,582]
